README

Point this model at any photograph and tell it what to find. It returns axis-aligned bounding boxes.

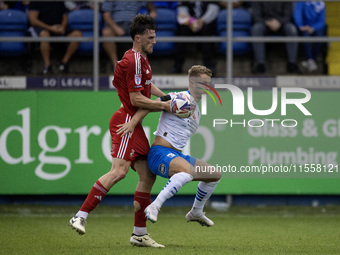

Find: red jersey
[112,49,152,116]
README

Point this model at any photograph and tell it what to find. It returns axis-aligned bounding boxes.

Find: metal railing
[1,0,340,90]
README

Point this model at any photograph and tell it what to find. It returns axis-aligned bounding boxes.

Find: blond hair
[188,65,212,78]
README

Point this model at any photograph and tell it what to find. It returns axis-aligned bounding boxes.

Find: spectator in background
[101,1,157,70]
[172,1,220,75]
[251,2,300,74]
[0,1,29,11]
[28,1,82,74]
[218,0,246,9]
[294,1,326,73]
[64,1,95,11]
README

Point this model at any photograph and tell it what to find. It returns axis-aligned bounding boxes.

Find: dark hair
[130,14,157,40]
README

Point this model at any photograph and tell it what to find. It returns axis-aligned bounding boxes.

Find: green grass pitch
[0,205,339,255]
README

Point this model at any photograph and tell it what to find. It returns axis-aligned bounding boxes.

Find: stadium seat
[217,9,251,55]
[68,9,102,56]
[0,9,27,56]
[152,8,177,56]
[153,1,178,9]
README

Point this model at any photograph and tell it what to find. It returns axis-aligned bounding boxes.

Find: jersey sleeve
[125,53,144,93]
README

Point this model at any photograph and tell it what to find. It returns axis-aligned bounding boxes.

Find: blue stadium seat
[68,9,102,56]
[153,1,178,9]
[152,8,177,56]
[0,9,27,56]
[217,9,251,55]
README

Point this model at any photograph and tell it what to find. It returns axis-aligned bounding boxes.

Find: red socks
[134,191,151,227]
[79,182,150,229]
[80,180,108,213]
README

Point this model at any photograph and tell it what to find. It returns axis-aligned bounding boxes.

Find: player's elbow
[130,96,144,108]
[130,97,139,107]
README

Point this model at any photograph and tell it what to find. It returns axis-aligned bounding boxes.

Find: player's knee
[207,166,221,181]
[108,167,127,182]
[115,171,127,181]
[214,171,222,181]
[212,172,221,182]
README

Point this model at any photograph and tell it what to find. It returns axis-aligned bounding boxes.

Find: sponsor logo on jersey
[146,69,150,74]
[167,153,175,158]
[135,74,142,85]
[145,80,152,85]
[130,149,135,158]
[158,163,166,175]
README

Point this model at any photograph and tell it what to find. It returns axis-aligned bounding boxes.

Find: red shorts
[109,107,150,170]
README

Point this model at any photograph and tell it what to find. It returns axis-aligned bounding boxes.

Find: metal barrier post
[93,0,100,91]
[226,0,233,84]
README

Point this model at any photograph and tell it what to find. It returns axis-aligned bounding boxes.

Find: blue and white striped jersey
[154,91,200,151]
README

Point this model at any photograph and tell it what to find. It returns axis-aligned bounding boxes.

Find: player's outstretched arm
[150,83,165,97]
[130,91,170,112]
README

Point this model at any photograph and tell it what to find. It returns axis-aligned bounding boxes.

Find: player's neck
[189,89,201,102]
[132,45,147,58]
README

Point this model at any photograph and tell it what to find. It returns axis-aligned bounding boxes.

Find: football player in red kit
[69,14,170,248]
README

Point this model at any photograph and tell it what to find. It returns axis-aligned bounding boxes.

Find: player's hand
[164,100,171,112]
[117,122,135,138]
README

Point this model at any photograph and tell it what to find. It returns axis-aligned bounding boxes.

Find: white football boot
[144,204,160,223]
[68,216,86,235]
[130,234,165,248]
[185,211,214,227]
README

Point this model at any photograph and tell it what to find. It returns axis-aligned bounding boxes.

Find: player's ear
[135,34,141,43]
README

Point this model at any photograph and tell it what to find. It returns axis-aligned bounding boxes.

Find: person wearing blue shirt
[294,1,326,72]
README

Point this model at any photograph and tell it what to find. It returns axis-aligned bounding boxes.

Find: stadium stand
[68,9,102,56]
[0,9,27,56]
[216,8,251,56]
[0,2,334,77]
[152,8,177,56]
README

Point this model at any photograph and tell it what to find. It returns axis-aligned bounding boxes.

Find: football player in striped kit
[117,65,221,230]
